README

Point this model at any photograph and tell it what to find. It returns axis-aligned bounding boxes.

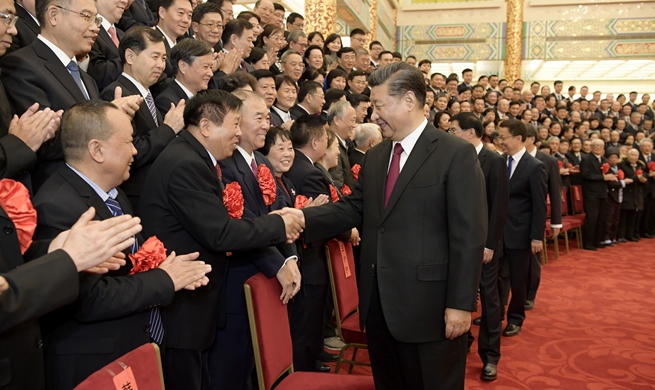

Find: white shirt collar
[37,35,75,68]
[475,142,484,155]
[389,118,427,172]
[272,105,291,122]
[100,16,113,33]
[121,72,150,98]
[175,79,194,98]
[236,145,256,168]
[157,26,176,48]
[204,148,217,166]
[335,134,347,149]
[510,147,527,164]
[297,104,310,115]
[528,147,537,157]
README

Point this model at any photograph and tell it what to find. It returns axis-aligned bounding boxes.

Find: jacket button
[144,325,151,333]
[378,227,384,234]
[37,340,43,348]
[3,226,13,235]
[371,264,375,269]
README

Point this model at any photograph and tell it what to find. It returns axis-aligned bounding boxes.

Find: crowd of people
[0,0,654,388]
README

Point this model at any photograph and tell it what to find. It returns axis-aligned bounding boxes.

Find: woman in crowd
[271,75,297,129]
[259,24,285,66]
[300,68,325,85]
[323,33,342,62]
[245,47,270,71]
[237,11,263,39]
[305,45,325,70]
[447,99,460,116]
[433,111,451,132]
[325,69,347,91]
[308,31,325,47]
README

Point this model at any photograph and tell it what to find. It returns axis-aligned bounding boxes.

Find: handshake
[270,208,306,243]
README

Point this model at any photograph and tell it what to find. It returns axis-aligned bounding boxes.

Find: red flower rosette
[649,161,655,172]
[636,169,644,176]
[351,164,361,180]
[294,194,308,209]
[617,169,625,180]
[223,182,244,219]
[0,179,36,254]
[601,163,610,174]
[128,236,167,275]
[557,160,563,169]
[257,164,276,206]
[329,184,339,202]
[341,184,352,196]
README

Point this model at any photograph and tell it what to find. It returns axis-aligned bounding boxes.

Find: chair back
[326,240,359,326]
[570,185,584,214]
[73,343,164,390]
[546,194,552,218]
[561,187,569,216]
[244,273,293,390]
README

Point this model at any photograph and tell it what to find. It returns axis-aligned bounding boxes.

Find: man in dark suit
[326,101,357,190]
[290,80,324,120]
[298,63,487,389]
[8,0,39,54]
[580,139,614,250]
[191,2,223,52]
[1,0,142,190]
[155,38,213,115]
[32,101,210,390]
[208,91,300,389]
[451,112,507,382]
[87,0,126,90]
[523,127,562,310]
[350,123,382,167]
[101,26,185,211]
[138,90,305,390]
[497,119,547,338]
[155,0,192,79]
[638,139,655,237]
[117,0,157,32]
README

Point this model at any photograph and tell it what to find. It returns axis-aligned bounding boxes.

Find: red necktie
[250,159,259,177]
[215,163,223,181]
[384,143,403,208]
[108,26,119,47]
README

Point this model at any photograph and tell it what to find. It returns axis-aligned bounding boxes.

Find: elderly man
[349,123,382,166]
[327,101,358,190]
[252,0,274,24]
[287,30,308,56]
[87,0,128,90]
[638,139,655,238]
[280,50,304,85]
[33,100,211,389]
[580,138,615,250]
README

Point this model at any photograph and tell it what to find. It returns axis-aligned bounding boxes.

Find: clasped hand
[270,208,305,243]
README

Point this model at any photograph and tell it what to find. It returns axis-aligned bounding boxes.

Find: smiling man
[251,69,277,111]
[87,0,128,90]
[156,0,192,78]
[100,26,186,211]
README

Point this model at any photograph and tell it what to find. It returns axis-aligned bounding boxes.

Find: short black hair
[379,50,393,59]
[160,0,192,11]
[222,19,253,44]
[119,26,166,64]
[346,93,370,109]
[214,72,257,92]
[184,89,242,127]
[554,80,563,86]
[391,52,402,60]
[418,59,431,67]
[323,88,347,111]
[499,119,527,141]
[308,31,324,44]
[237,11,260,23]
[260,126,290,156]
[298,81,322,103]
[347,69,367,81]
[451,112,484,138]
[406,55,416,61]
[478,75,488,81]
[326,68,347,88]
[245,47,267,65]
[509,101,520,108]
[299,67,325,84]
[462,68,472,75]
[350,28,365,37]
[171,38,212,74]
[290,114,327,148]
[337,47,356,58]
[369,40,382,50]
[430,72,444,80]
[250,69,276,81]
[275,74,297,90]
[192,2,223,23]
[273,2,285,11]
[287,12,303,24]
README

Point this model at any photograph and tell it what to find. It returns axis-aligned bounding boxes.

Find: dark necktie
[384,143,403,208]
[145,91,159,126]
[67,61,89,100]
[507,156,514,180]
[250,159,259,177]
[105,197,164,345]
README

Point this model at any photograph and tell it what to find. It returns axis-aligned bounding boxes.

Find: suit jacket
[154,79,189,116]
[269,107,285,127]
[87,27,124,91]
[290,104,311,120]
[348,148,365,167]
[503,151,548,249]
[477,146,508,253]
[581,153,609,199]
[138,130,287,350]
[619,159,645,210]
[32,165,175,390]
[328,138,355,189]
[8,2,39,54]
[638,152,655,198]
[100,75,176,205]
[0,39,101,190]
[116,0,157,32]
[302,123,487,343]
[535,151,563,225]
[606,165,624,203]
[0,135,36,182]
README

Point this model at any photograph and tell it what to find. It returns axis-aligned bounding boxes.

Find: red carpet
[326,238,655,389]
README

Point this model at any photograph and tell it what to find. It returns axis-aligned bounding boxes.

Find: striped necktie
[145,91,159,126]
[105,197,164,345]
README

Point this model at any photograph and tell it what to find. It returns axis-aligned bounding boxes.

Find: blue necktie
[105,197,164,345]
[66,61,89,100]
[507,156,514,180]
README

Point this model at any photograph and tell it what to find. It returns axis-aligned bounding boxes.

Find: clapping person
[603,147,627,246]
[270,74,297,129]
[580,139,613,250]
[618,149,646,242]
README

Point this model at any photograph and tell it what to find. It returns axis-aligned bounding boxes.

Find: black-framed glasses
[54,5,102,28]
[0,11,18,27]
[198,22,223,30]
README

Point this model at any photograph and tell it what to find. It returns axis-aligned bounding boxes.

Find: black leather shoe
[481,363,498,381]
[628,237,639,242]
[503,324,521,337]
[644,233,654,238]
[315,361,331,372]
[524,300,535,310]
[473,317,482,325]
[617,238,627,243]
[583,246,597,251]
[317,350,338,362]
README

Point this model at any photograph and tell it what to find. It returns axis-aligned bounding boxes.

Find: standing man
[497,119,547,338]
[300,63,488,389]
[580,139,613,250]
[368,40,383,71]
[252,0,274,24]
[156,0,193,79]
[87,0,127,90]
[349,123,382,166]
[326,101,357,190]
[451,112,508,382]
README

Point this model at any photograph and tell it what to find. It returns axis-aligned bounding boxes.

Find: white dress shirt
[389,118,427,173]
[37,34,91,87]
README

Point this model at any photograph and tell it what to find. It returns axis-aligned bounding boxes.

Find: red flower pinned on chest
[223,182,244,219]
[351,164,361,181]
[601,163,610,174]
[0,179,36,254]
[257,164,276,206]
[557,160,563,169]
[636,169,644,176]
[329,184,339,202]
[341,184,352,196]
[128,236,167,275]
[649,161,655,171]
[294,194,308,209]
[617,169,625,180]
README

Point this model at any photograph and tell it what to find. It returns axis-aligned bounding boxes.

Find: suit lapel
[373,140,392,216]
[381,125,439,221]
[120,76,157,129]
[478,147,488,170]
[59,166,115,220]
[235,152,268,215]
[97,29,119,55]
[510,153,529,186]
[34,40,88,102]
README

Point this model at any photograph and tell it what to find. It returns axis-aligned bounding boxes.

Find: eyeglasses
[54,5,102,28]
[309,93,324,99]
[0,12,18,28]
[198,22,223,30]
[221,8,233,17]
[351,37,366,43]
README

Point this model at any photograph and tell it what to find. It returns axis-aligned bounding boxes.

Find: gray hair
[280,49,302,63]
[355,123,381,146]
[327,101,352,124]
[287,30,307,44]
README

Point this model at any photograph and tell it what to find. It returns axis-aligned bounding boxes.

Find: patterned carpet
[327,238,655,389]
